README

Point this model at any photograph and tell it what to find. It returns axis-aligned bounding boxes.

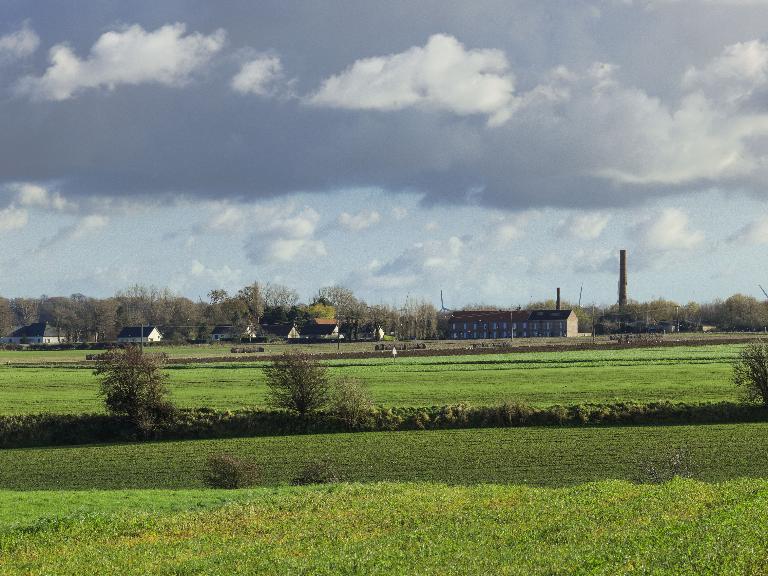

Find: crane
[760,285,768,300]
[439,290,452,313]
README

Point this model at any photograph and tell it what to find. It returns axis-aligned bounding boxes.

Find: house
[260,323,300,340]
[527,309,579,338]
[448,309,578,339]
[0,322,66,344]
[116,326,163,344]
[358,324,385,341]
[209,325,258,342]
[300,319,341,341]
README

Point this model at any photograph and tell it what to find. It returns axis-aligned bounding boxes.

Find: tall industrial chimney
[618,249,627,307]
[556,287,561,310]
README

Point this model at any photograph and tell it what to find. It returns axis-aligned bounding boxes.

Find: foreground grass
[2,423,767,490]
[2,480,767,575]
[0,344,741,414]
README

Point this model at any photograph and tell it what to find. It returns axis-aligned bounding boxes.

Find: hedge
[1,401,767,449]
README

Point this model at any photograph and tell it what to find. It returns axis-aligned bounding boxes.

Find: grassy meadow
[2,423,767,490]
[2,479,767,575]
[0,344,743,414]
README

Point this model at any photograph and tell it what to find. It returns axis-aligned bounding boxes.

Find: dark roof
[211,325,235,335]
[261,323,297,338]
[527,309,574,321]
[117,326,159,338]
[7,322,62,338]
[449,310,529,323]
[300,324,338,336]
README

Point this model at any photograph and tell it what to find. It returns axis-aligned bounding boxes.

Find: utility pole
[591,305,596,343]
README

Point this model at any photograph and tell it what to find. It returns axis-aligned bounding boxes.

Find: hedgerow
[1,401,767,448]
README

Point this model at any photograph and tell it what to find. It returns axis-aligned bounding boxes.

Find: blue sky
[1,1,767,306]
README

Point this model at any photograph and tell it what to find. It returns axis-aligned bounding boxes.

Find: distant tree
[306,302,336,320]
[732,340,768,405]
[263,352,329,415]
[94,347,174,433]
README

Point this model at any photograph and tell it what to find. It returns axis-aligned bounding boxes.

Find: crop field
[2,479,767,575]
[2,423,767,490]
[0,344,743,414]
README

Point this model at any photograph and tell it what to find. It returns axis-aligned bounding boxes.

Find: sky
[1,0,768,307]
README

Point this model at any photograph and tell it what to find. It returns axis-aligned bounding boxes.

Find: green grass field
[2,423,766,490]
[2,479,767,575]
[0,344,743,414]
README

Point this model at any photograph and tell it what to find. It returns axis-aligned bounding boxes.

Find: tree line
[1,283,767,341]
[0,283,440,342]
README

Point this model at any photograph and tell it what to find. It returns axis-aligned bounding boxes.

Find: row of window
[451,331,566,339]
[451,321,566,331]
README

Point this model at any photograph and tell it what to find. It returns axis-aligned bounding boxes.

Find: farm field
[2,479,767,575]
[0,344,742,414]
[3,423,767,490]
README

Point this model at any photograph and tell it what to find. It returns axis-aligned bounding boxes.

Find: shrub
[291,459,340,485]
[93,346,174,435]
[263,352,330,415]
[635,447,696,484]
[329,378,373,429]
[203,452,260,489]
[733,340,768,405]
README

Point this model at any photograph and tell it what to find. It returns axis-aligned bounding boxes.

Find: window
[452,323,456,330]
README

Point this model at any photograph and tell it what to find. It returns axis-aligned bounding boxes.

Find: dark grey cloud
[3,0,768,212]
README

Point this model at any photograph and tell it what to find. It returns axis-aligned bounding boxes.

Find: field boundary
[2,401,766,448]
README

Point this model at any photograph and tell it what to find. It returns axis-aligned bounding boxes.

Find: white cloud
[13,183,69,210]
[558,212,610,240]
[730,216,768,244]
[636,208,704,251]
[68,214,109,239]
[683,40,768,103]
[246,204,326,263]
[17,23,225,101]
[338,209,381,231]
[206,205,246,232]
[309,34,517,126]
[0,206,28,232]
[190,259,242,287]
[0,23,39,62]
[231,55,285,96]
[391,207,408,220]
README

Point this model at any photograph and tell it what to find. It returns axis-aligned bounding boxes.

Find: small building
[209,325,258,342]
[358,324,385,341]
[116,326,163,344]
[0,322,66,345]
[300,320,341,341]
[260,323,301,340]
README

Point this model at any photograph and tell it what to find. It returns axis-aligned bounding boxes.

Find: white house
[116,326,163,344]
[209,325,258,342]
[0,322,66,345]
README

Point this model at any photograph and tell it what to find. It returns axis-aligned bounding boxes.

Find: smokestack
[618,249,627,307]
[556,287,561,310]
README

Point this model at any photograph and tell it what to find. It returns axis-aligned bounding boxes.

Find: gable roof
[301,323,338,336]
[527,309,575,321]
[117,326,160,338]
[261,323,298,338]
[211,325,235,335]
[6,322,62,338]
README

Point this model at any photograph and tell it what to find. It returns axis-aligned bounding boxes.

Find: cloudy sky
[1,0,768,306]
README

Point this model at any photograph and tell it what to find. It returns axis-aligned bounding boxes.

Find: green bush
[291,459,340,485]
[203,452,259,489]
[329,378,373,429]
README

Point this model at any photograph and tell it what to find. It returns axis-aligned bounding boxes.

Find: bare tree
[263,352,330,415]
[94,347,174,433]
[733,340,768,405]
